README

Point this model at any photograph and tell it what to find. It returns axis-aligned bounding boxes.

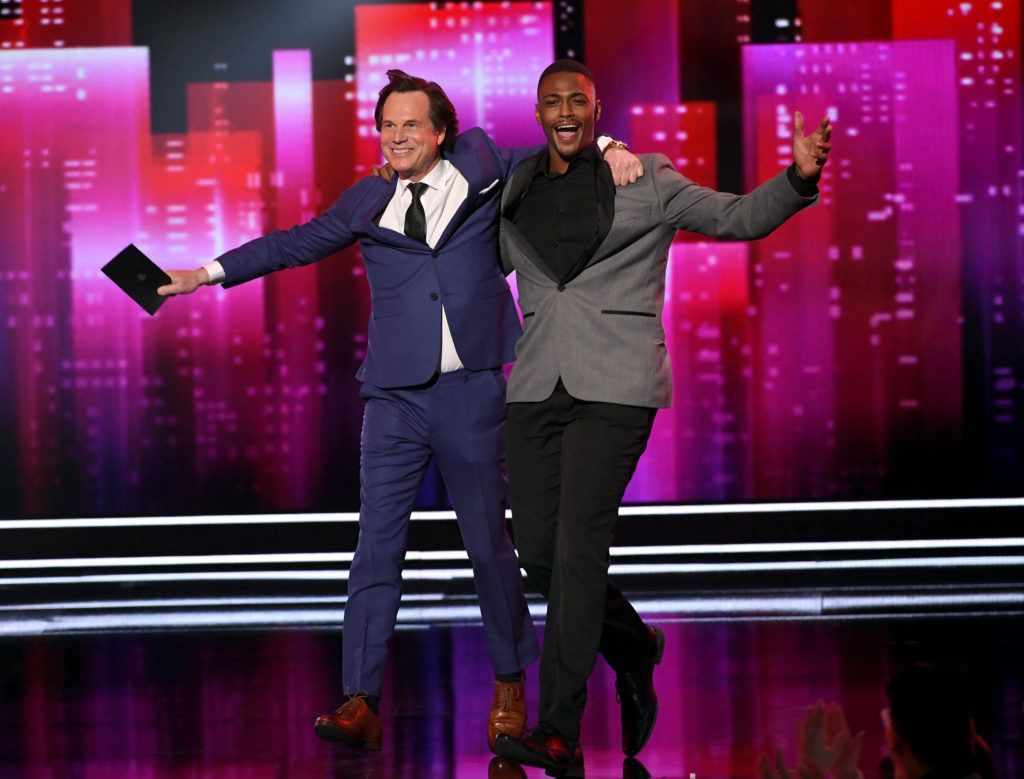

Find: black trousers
[506,380,657,739]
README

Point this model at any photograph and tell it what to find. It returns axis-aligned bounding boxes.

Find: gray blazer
[499,153,817,408]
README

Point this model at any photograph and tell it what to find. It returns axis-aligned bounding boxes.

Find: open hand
[798,702,863,779]
[792,111,832,182]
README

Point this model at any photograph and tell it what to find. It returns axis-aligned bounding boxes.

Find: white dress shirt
[205,157,470,373]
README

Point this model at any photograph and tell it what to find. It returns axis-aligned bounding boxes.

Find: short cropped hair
[537,59,595,94]
[374,69,458,152]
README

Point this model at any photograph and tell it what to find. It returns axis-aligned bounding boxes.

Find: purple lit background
[2,0,1023,517]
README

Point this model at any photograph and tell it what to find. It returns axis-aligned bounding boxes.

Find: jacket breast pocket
[600,309,656,318]
[472,181,502,209]
[371,295,404,319]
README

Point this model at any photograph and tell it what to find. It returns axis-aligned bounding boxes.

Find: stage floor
[0,615,1021,779]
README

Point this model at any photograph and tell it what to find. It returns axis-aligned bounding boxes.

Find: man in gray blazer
[494,59,832,774]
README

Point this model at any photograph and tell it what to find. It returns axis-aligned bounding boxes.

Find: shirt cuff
[203,260,226,284]
[596,135,617,154]
[787,164,820,198]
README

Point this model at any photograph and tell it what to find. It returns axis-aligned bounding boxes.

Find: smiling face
[379,90,446,181]
[535,70,601,174]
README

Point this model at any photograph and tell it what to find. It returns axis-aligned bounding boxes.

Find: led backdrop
[1,0,1022,517]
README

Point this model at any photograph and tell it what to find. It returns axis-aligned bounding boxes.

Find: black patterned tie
[404,182,428,242]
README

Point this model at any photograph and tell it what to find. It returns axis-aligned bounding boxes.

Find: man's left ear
[437,126,447,147]
[595,99,602,122]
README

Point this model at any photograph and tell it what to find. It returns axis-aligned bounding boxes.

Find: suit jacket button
[557,283,565,292]
[430,292,439,301]
[431,250,439,258]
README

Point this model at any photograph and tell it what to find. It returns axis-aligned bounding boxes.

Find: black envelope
[101,244,173,316]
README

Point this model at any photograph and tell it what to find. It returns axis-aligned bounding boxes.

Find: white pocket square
[478,179,500,195]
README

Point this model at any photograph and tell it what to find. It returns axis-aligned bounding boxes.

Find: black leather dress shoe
[623,756,652,779]
[494,723,583,775]
[616,625,665,756]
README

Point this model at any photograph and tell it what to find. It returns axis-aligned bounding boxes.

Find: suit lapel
[432,141,496,249]
[500,154,562,284]
[500,152,617,286]
[365,142,487,248]
[500,153,539,223]
[364,178,410,241]
[562,160,614,283]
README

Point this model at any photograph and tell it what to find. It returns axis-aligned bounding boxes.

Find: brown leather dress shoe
[313,695,382,750]
[488,677,527,753]
[487,756,528,779]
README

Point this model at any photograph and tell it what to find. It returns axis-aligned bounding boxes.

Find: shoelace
[616,672,642,704]
[496,681,522,711]
[336,695,367,717]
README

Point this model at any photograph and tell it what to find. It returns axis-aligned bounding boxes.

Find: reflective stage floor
[0,616,1021,778]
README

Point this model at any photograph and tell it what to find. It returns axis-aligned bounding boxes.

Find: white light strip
[1,555,1022,587]
[616,497,1024,515]
[0,569,488,585]
[0,591,479,613]
[0,595,346,611]
[4,537,1024,571]
[0,551,454,570]
[0,571,337,585]
[0,569,479,585]
[0,512,360,529]
[2,590,1023,636]
[823,592,1024,609]
[607,556,1024,573]
[610,537,1024,555]
[5,591,1020,618]
[3,496,1023,530]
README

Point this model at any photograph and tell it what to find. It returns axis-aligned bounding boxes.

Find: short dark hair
[537,59,595,94]
[887,664,975,771]
[374,69,458,152]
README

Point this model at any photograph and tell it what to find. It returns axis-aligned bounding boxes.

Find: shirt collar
[397,157,452,196]
[530,141,601,179]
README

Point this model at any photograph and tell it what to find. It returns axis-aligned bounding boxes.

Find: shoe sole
[652,626,665,665]
[313,721,382,751]
[624,626,665,758]
[495,738,581,774]
[545,759,585,778]
[545,764,585,778]
[489,725,527,755]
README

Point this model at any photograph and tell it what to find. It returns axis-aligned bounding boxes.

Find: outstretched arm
[158,184,367,294]
[655,155,816,240]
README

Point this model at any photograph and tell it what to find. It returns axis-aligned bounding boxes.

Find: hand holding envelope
[101,244,173,316]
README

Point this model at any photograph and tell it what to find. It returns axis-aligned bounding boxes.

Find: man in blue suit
[158,69,642,753]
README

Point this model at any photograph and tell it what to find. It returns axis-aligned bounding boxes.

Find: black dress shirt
[512,143,602,282]
[509,145,817,284]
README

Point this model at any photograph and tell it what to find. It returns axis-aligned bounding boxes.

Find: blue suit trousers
[342,368,538,695]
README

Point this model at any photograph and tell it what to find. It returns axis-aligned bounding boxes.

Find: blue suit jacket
[216,128,538,388]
